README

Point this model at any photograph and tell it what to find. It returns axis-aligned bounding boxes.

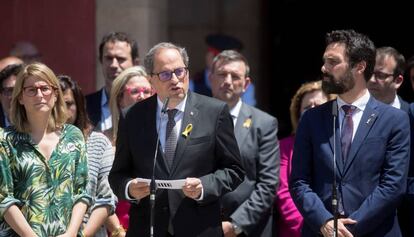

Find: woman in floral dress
[0,62,91,237]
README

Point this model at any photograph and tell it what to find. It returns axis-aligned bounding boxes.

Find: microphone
[150,97,169,237]
[331,101,338,237]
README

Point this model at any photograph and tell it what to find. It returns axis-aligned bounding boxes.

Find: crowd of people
[0,28,413,237]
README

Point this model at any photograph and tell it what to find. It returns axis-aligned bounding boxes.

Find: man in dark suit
[290,29,410,237]
[208,50,279,237]
[109,42,244,237]
[0,63,23,127]
[86,32,139,130]
[367,46,409,111]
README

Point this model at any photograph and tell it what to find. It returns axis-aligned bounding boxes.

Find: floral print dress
[0,124,91,237]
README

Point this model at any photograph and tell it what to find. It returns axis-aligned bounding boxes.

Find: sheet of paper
[136,178,186,190]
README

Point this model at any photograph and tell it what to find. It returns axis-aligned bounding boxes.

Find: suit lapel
[170,92,198,175]
[343,98,378,175]
[326,101,344,176]
[234,103,251,148]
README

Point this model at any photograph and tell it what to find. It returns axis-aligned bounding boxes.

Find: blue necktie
[341,105,355,161]
[165,109,178,168]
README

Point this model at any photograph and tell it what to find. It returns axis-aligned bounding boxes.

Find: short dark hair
[0,64,23,89]
[325,29,376,81]
[58,75,92,139]
[376,47,405,77]
[98,32,139,63]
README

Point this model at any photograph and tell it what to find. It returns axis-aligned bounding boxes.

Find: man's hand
[182,177,202,200]
[128,179,150,200]
[320,218,357,237]
[222,221,237,237]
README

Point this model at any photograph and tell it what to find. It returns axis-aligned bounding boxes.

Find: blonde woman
[106,65,153,144]
[0,63,90,237]
[106,66,153,232]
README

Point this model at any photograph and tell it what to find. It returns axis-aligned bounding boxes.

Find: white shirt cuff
[125,180,137,201]
[195,187,204,201]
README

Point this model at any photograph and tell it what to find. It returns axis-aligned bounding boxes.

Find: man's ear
[355,61,367,75]
[394,75,404,89]
[243,76,251,92]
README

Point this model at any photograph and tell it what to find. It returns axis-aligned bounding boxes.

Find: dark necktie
[341,105,355,161]
[165,109,178,168]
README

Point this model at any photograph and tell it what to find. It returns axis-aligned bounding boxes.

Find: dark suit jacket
[290,97,410,237]
[221,103,279,237]
[109,92,244,237]
[85,88,104,128]
[399,100,414,237]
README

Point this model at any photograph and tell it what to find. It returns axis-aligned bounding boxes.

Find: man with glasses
[109,42,244,237]
[0,63,22,127]
[368,47,414,237]
[367,47,409,111]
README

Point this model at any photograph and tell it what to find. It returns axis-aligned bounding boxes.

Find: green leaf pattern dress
[0,124,91,237]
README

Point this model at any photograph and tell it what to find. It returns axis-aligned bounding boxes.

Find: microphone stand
[150,97,169,237]
[332,101,338,237]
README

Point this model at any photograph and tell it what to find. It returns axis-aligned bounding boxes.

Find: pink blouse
[275,135,303,237]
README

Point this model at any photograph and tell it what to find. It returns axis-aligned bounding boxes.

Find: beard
[322,69,355,94]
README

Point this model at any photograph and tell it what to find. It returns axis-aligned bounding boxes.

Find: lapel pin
[182,124,193,138]
[243,118,252,128]
[366,113,376,125]
[190,111,194,116]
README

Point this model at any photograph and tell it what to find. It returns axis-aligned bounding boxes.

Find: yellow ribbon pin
[243,118,252,128]
[182,124,193,138]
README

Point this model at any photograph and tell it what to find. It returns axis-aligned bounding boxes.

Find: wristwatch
[232,222,243,235]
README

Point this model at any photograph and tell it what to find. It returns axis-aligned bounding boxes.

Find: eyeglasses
[0,87,14,97]
[23,85,56,97]
[373,71,394,80]
[152,67,188,81]
[124,87,153,96]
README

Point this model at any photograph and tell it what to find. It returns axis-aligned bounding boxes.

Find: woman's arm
[105,214,126,237]
[4,205,37,237]
[84,133,116,236]
[57,202,88,237]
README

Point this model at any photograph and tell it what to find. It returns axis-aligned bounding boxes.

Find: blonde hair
[109,66,148,143]
[290,80,336,134]
[10,62,67,133]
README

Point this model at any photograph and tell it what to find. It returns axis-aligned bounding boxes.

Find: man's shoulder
[190,92,227,110]
[85,89,103,102]
[241,103,277,122]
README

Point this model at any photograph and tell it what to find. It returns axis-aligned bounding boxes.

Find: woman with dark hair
[0,63,90,237]
[58,75,124,237]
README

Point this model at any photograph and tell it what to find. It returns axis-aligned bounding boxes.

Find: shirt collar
[337,89,370,112]
[390,95,401,109]
[230,99,243,118]
[100,88,109,106]
[157,94,188,115]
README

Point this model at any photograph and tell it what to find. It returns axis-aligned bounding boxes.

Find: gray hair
[211,50,250,77]
[144,42,189,74]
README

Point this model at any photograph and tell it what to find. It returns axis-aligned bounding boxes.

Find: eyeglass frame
[123,86,153,96]
[22,85,57,97]
[372,71,396,80]
[151,67,188,82]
